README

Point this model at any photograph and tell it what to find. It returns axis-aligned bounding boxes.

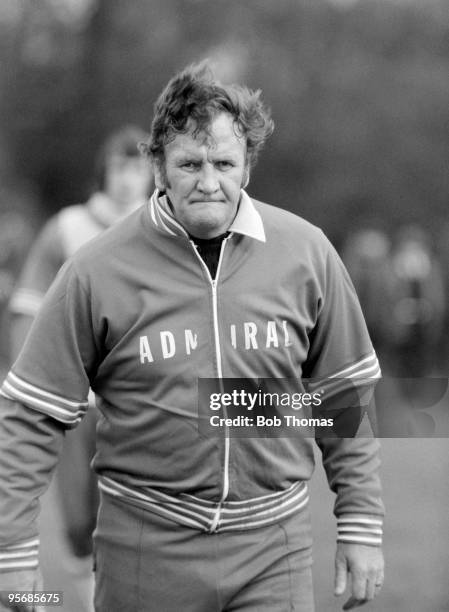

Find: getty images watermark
[197,378,449,438]
[208,388,329,428]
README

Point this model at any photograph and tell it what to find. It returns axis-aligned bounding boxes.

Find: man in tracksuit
[0,63,384,611]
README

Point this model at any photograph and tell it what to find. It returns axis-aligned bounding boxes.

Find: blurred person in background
[9,125,153,358]
[340,228,396,369]
[386,225,446,379]
[435,219,449,370]
[0,212,32,378]
[342,225,447,380]
[5,125,153,608]
[0,64,383,612]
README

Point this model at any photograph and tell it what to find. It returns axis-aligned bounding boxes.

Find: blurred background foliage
[1,0,449,243]
[1,4,449,611]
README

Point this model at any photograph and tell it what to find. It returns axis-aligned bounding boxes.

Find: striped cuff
[337,515,383,546]
[0,538,39,572]
[309,351,381,403]
[0,371,88,426]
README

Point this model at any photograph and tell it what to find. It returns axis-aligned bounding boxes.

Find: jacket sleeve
[0,398,65,571]
[304,236,384,546]
[2,258,97,427]
[0,257,99,567]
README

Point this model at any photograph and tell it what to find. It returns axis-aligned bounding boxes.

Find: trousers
[93,490,315,612]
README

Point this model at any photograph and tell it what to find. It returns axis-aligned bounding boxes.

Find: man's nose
[197,164,219,193]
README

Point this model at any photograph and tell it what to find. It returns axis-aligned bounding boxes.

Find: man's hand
[334,542,384,610]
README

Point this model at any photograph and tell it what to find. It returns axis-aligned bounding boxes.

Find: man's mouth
[190,199,225,204]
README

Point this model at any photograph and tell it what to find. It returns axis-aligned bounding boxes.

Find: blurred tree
[1,0,449,243]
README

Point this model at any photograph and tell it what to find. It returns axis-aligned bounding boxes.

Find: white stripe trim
[99,478,213,525]
[156,214,178,236]
[100,479,308,533]
[99,477,309,533]
[151,192,187,236]
[149,199,158,226]
[154,201,178,235]
[0,549,38,560]
[338,535,382,544]
[157,198,188,235]
[0,560,38,569]
[338,526,383,534]
[99,481,210,523]
[308,355,381,394]
[101,476,306,518]
[220,492,309,525]
[318,362,380,388]
[220,486,307,516]
[220,482,303,505]
[0,388,13,400]
[337,517,383,525]
[344,362,381,379]
[1,538,40,550]
[4,379,79,416]
[3,381,84,423]
[8,372,88,409]
[329,353,378,379]
[317,368,381,397]
[98,481,206,530]
[101,476,198,507]
[222,497,309,530]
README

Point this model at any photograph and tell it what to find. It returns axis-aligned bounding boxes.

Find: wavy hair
[140,62,274,169]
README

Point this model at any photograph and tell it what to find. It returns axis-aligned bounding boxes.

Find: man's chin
[184,215,229,239]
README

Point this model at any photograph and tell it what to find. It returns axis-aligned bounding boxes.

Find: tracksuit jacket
[0,190,384,572]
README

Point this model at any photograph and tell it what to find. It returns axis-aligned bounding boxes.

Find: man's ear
[153,159,166,191]
[242,165,250,189]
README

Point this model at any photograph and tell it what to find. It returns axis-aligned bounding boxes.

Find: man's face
[155,112,248,239]
[104,154,152,207]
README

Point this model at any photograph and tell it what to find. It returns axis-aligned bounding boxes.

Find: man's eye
[216,161,234,170]
[181,162,198,170]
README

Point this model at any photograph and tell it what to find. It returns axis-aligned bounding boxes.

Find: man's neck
[189,232,229,279]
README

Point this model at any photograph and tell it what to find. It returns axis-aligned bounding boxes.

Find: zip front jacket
[0,190,384,570]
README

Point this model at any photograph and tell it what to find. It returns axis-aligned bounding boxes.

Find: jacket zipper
[190,236,230,532]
